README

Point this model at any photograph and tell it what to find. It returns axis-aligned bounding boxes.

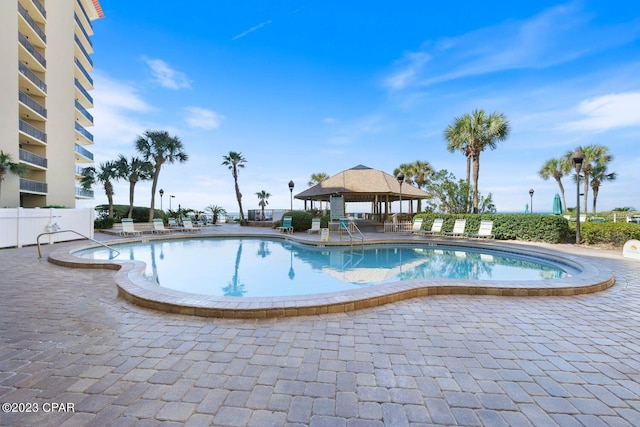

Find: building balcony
[19,119,47,145]
[75,143,94,162]
[74,34,93,70]
[18,2,46,46]
[76,186,94,199]
[75,122,94,144]
[74,58,93,88]
[20,177,48,194]
[19,90,47,120]
[75,100,94,126]
[19,148,47,169]
[18,61,47,96]
[29,0,47,20]
[76,164,89,176]
[75,0,94,35]
[18,32,46,71]
[74,78,93,105]
[74,13,93,51]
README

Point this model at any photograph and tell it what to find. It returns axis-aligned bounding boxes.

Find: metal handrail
[339,219,364,246]
[37,229,120,258]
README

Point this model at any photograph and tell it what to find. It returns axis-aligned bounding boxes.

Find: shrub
[95,204,164,221]
[94,216,115,229]
[580,222,640,246]
[275,210,312,232]
[413,213,571,243]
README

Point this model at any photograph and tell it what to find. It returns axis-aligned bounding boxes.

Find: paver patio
[1,225,639,426]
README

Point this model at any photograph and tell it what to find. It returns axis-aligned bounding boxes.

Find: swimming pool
[73,237,578,297]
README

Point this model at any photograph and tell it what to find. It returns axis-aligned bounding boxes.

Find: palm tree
[206,204,226,224]
[0,150,30,204]
[135,130,188,221]
[589,163,617,214]
[395,160,434,212]
[567,144,612,213]
[115,155,154,218]
[538,157,570,214]
[308,172,329,210]
[444,109,510,213]
[393,163,416,214]
[80,161,119,218]
[222,151,247,224]
[256,190,271,221]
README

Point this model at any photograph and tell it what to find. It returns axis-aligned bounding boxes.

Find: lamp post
[169,194,175,211]
[396,172,405,218]
[529,188,534,214]
[571,150,585,244]
[288,180,295,212]
[159,189,164,211]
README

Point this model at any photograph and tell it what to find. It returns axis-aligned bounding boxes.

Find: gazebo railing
[383,221,413,233]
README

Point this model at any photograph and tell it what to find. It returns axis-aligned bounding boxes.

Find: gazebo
[294,165,430,222]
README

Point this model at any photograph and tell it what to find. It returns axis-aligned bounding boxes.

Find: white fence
[0,208,95,248]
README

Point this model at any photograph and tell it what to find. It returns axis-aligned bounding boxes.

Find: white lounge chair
[308,218,321,234]
[410,218,423,234]
[182,219,201,232]
[468,220,494,239]
[120,219,142,236]
[152,218,171,234]
[443,219,466,237]
[420,218,444,235]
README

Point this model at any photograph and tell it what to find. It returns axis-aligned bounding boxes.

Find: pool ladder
[36,228,120,258]
[339,220,364,247]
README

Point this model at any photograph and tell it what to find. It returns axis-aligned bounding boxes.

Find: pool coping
[48,232,616,318]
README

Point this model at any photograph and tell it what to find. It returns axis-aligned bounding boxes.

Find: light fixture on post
[288,180,295,212]
[529,188,534,214]
[571,150,585,244]
[169,194,175,211]
[159,188,164,211]
[396,172,405,218]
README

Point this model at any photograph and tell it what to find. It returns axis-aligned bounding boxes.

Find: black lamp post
[288,180,295,211]
[529,188,534,214]
[396,172,405,218]
[571,150,585,244]
[159,188,164,211]
[169,194,175,211]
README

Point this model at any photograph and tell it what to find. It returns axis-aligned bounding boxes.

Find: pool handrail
[37,229,120,258]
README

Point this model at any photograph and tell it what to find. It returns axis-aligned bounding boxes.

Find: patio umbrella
[552,193,563,215]
[524,203,529,213]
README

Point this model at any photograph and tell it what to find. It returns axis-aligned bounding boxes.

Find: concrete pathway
[1,226,640,426]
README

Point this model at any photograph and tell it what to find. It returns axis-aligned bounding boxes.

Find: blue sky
[80,1,640,215]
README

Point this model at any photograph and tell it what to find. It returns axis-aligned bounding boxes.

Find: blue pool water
[73,237,577,297]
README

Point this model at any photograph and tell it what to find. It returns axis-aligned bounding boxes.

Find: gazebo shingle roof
[295,164,429,202]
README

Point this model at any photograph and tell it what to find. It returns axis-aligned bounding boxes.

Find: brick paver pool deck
[1,224,639,426]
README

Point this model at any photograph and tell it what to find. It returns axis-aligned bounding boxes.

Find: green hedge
[580,222,640,246]
[96,204,164,222]
[274,210,313,232]
[413,213,571,243]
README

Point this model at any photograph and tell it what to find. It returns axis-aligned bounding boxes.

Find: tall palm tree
[135,130,188,221]
[0,150,30,204]
[589,163,617,214]
[81,161,119,218]
[393,163,416,214]
[308,172,329,210]
[567,144,612,213]
[444,109,510,213]
[538,157,570,214]
[256,190,271,221]
[115,155,154,218]
[222,151,247,224]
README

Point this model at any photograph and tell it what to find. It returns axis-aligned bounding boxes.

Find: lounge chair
[410,218,423,234]
[277,216,293,234]
[308,218,321,234]
[120,219,143,236]
[420,218,444,235]
[182,219,201,232]
[443,219,466,237]
[168,218,181,228]
[152,218,171,234]
[468,220,494,239]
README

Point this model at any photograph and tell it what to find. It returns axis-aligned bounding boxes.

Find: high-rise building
[0,0,104,208]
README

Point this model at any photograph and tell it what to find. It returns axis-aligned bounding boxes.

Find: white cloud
[323,117,337,124]
[384,52,430,90]
[143,57,191,90]
[184,107,225,129]
[562,92,640,132]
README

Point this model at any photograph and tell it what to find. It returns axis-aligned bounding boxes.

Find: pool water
[74,237,576,297]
